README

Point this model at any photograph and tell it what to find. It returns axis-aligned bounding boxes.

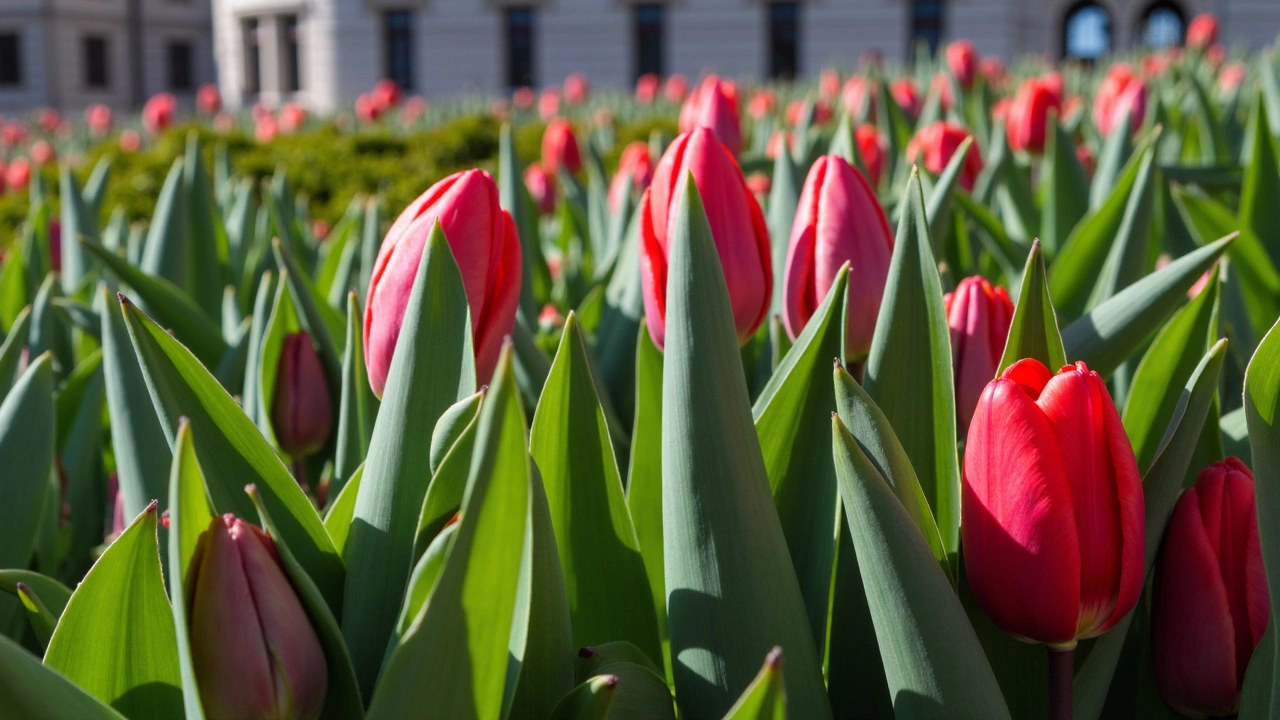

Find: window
[634,4,664,80]
[0,33,19,87]
[84,35,109,89]
[910,0,945,55]
[768,2,799,80]
[1141,1,1185,48]
[505,7,535,89]
[280,14,300,93]
[384,10,413,91]
[1063,2,1111,59]
[167,41,193,91]
[243,18,261,94]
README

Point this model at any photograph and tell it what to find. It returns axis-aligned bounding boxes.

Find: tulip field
[5,13,1280,719]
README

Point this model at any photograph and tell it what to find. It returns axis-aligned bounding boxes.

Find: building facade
[0,0,216,113]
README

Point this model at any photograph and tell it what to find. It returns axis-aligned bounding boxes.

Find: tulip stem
[1047,646,1074,720]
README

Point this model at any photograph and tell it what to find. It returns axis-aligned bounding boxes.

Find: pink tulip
[947,40,978,89]
[538,89,561,121]
[119,130,142,153]
[1094,65,1146,137]
[890,78,922,121]
[142,93,176,134]
[819,69,841,100]
[609,142,653,211]
[271,332,333,457]
[748,90,777,120]
[564,72,590,105]
[664,74,689,103]
[6,158,30,190]
[840,76,876,121]
[907,121,983,192]
[279,103,307,133]
[855,124,886,187]
[944,276,1013,434]
[541,119,582,175]
[197,84,222,115]
[1187,14,1218,49]
[372,79,401,111]
[30,141,54,166]
[635,74,660,103]
[85,104,112,137]
[679,75,742,156]
[524,162,557,215]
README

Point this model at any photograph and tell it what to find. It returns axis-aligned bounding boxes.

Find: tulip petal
[781,222,817,340]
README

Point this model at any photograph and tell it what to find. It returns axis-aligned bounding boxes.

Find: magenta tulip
[679,75,742,156]
[542,119,582,174]
[270,332,333,457]
[945,276,1013,434]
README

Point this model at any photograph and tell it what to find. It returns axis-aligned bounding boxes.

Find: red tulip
[679,75,742,156]
[664,74,689,103]
[30,140,54,166]
[355,94,380,124]
[609,142,653,211]
[855,124,886,187]
[981,57,1008,88]
[524,162,557,215]
[907,121,983,191]
[748,90,777,120]
[372,79,401,111]
[1006,78,1062,154]
[1220,63,1247,93]
[564,72,590,105]
[944,276,1013,434]
[541,119,582,174]
[819,69,841,100]
[85,104,112,137]
[840,76,876,121]
[947,40,978,89]
[639,127,771,349]
[930,73,955,111]
[1093,65,1146,137]
[783,155,893,361]
[188,514,328,720]
[963,359,1144,647]
[6,157,29,190]
[36,108,60,134]
[538,89,561,121]
[119,130,142,153]
[635,73,660,103]
[1206,44,1226,69]
[142,93,176,134]
[512,86,535,110]
[48,220,61,273]
[279,103,307,133]
[745,172,771,200]
[1152,458,1269,718]
[1187,14,1218,49]
[787,98,832,127]
[765,130,794,161]
[365,169,521,392]
[271,332,333,457]
[197,84,222,115]
[255,112,278,143]
[890,78,922,121]
[992,98,1012,124]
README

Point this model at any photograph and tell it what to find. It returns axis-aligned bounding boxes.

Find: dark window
[280,14,300,92]
[634,4,664,80]
[910,0,945,55]
[84,35,109,89]
[243,18,260,94]
[1063,1,1111,59]
[505,7,534,89]
[1141,1,1185,48]
[167,41,193,91]
[384,10,413,91]
[768,2,799,80]
[0,34,19,86]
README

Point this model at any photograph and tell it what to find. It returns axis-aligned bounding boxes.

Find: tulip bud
[512,86,535,110]
[907,121,983,191]
[635,73,660,103]
[197,84,222,115]
[608,142,653,211]
[270,332,333,457]
[1006,78,1061,154]
[85,104,113,137]
[980,57,1007,88]
[819,69,841,101]
[119,130,142,153]
[1093,65,1146,137]
[538,89,561,121]
[963,359,1144,647]
[679,75,742,156]
[524,162,557,215]
[142,93,175,134]
[946,40,977,89]
[890,78,922,121]
[840,76,876,121]
[748,90,777,120]
[541,119,582,175]
[188,514,327,720]
[639,127,771,349]
[365,169,522,392]
[564,72,590,105]
[664,74,689,103]
[783,155,893,361]
[944,276,1013,434]
[855,124,886,187]
[1152,458,1269,718]
[30,140,54,166]
[6,157,30,190]
[1187,14,1218,49]
[372,79,401,111]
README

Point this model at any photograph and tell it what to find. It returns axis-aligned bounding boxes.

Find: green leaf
[576,662,674,719]
[57,350,106,575]
[0,256,28,338]
[0,306,32,400]
[120,297,344,613]
[184,134,225,320]
[530,313,660,661]
[865,168,960,558]
[59,167,97,294]
[499,124,546,325]
[413,392,484,561]
[1061,235,1233,378]
[139,158,189,293]
[661,174,829,718]
[767,145,803,314]
[0,634,126,719]
[0,570,71,620]
[323,464,362,560]
[1090,108,1135,211]
[271,237,345,382]
[548,676,618,720]
[83,155,112,218]
[334,293,378,496]
[723,649,786,720]
[593,211,645,426]
[44,503,183,718]
[367,347,529,720]
[1245,317,1280,717]
[0,355,55,573]
[255,274,305,450]
[14,582,57,650]
[240,272,277,432]
[343,221,476,697]
[831,415,1010,719]
[165,419,212,720]
[998,239,1067,374]
[1241,95,1280,256]
[924,135,974,255]
[1038,113,1090,257]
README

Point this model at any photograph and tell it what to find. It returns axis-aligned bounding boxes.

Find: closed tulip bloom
[635,73,660,103]
[963,359,1144,647]
[142,93,175,134]
[1007,78,1061,154]
[1187,14,1218,49]
[819,68,841,100]
[1152,458,1269,718]
[542,119,582,174]
[85,104,112,137]
[197,84,222,115]
[365,169,522,392]
[271,332,333,457]
[539,89,562,121]
[855,124,886,187]
[981,57,1008,88]
[748,90,777,120]
[564,72,590,105]
[188,514,327,720]
[608,142,653,211]
[891,78,923,121]
[639,127,771,349]
[372,79,401,111]
[841,76,876,120]
[907,121,983,191]
[679,75,743,156]
[945,276,1013,434]
[6,158,29,190]
[947,40,978,88]
[783,155,893,361]
[525,162,557,215]
[664,74,689,103]
[1093,65,1146,137]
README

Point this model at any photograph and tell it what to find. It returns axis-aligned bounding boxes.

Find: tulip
[355,94,380,124]
[372,79,401,111]
[963,358,1144,647]
[538,89,561,121]
[119,130,142,153]
[745,172,771,201]
[593,108,614,130]
[30,140,55,166]
[197,84,222,115]
[1187,14,1218,49]
[931,73,955,111]
[748,90,777,120]
[85,104,112,137]
[947,40,977,88]
[608,142,653,211]
[907,121,983,191]
[524,162,557,215]
[840,76,876,121]
[255,113,278,143]
[890,78,922,121]
[271,332,333,458]
[1220,63,1246,93]
[37,108,60,134]
[279,103,307,133]
[664,74,689,103]
[855,124,886,187]
[188,514,327,720]
[512,86,535,110]
[782,155,893,361]
[48,220,61,273]
[1007,78,1061,154]
[365,169,521,392]
[635,73,660,103]
[944,276,1013,434]
[541,119,582,175]
[400,96,428,126]
[765,130,794,161]
[679,75,742,156]
[639,127,771,349]
[981,57,1008,88]
[819,69,841,100]
[142,93,175,134]
[787,99,831,127]
[6,157,30,190]
[564,72,590,105]
[1206,44,1226,69]
[992,98,1012,124]
[1152,458,1269,718]
[1093,65,1146,137]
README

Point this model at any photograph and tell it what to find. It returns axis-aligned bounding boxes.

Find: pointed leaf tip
[765,646,783,670]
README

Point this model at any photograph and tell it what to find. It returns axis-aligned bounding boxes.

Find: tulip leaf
[1240,623,1276,720]
[498,124,547,325]
[256,273,305,451]
[0,354,55,576]
[1061,234,1232,378]
[660,175,829,718]
[83,240,229,368]
[767,143,803,314]
[59,167,96,294]
[0,570,70,621]
[271,237,345,380]
[241,273,277,434]
[14,583,56,650]
[865,168,961,559]
[0,633,127,720]
[45,503,184,718]
[593,211,645,426]
[751,265,848,649]
[1245,317,1280,716]
[722,648,786,720]
[413,392,484,561]
[1038,113,1090,257]
[334,292,378,495]
[323,464,362,560]
[184,134,226,320]
[998,239,1067,374]
[1073,339,1227,720]
[58,350,107,576]
[575,661,674,719]
[829,113,870,179]
[1090,109,1135,211]
[530,313,660,661]
[139,158,189,293]
[0,306,31,399]
[343,221,477,696]
[831,414,1010,719]
[1241,91,1280,263]
[626,323,668,679]
[548,676,618,720]
[120,297,345,613]
[367,348,529,720]
[30,272,74,378]
[165,419,212,720]
[924,135,974,254]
